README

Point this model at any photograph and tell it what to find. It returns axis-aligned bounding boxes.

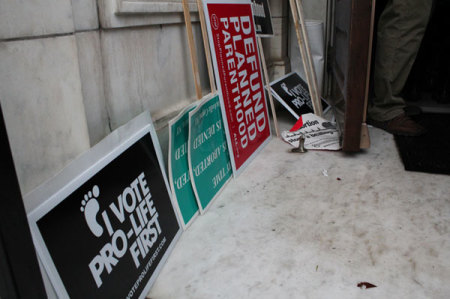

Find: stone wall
[0,1,290,296]
[1,0,291,197]
[0,0,210,197]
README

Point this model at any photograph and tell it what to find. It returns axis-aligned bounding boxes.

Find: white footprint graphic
[80,185,103,237]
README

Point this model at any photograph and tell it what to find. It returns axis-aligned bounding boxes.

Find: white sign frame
[26,111,182,299]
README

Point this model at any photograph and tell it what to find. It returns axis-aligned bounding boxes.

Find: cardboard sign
[251,0,274,36]
[282,113,341,151]
[168,103,199,229]
[27,112,182,299]
[188,94,233,213]
[269,72,329,119]
[204,0,272,175]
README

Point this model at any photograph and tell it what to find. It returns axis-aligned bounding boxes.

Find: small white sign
[282,113,341,151]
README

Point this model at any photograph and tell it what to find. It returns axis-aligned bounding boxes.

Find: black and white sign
[27,112,182,299]
[268,72,329,119]
[251,0,274,36]
[282,113,341,151]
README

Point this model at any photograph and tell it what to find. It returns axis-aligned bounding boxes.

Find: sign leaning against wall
[269,72,330,119]
[203,0,272,176]
[168,102,200,229]
[27,112,182,299]
[251,0,274,36]
[188,94,233,214]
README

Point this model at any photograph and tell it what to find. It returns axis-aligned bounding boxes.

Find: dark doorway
[403,0,450,108]
[371,0,450,112]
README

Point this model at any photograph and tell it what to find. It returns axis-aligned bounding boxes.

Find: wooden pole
[360,0,376,149]
[363,0,377,123]
[295,0,323,115]
[196,0,216,94]
[289,0,322,116]
[288,0,316,114]
[182,0,202,100]
[258,37,280,137]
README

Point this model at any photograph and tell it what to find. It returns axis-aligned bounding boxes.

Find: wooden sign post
[289,0,323,116]
[182,0,203,99]
[196,0,217,94]
[258,37,280,137]
[360,0,376,149]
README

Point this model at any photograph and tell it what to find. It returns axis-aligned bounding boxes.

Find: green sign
[168,103,199,228]
[189,94,232,213]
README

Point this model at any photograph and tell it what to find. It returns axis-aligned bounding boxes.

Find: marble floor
[148,124,450,298]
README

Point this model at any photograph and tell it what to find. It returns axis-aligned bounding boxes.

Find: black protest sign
[29,118,181,299]
[251,0,274,36]
[269,72,329,119]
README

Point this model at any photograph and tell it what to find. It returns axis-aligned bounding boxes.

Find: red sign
[204,0,271,174]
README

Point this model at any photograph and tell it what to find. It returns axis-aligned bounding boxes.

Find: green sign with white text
[189,95,232,213]
[168,103,199,228]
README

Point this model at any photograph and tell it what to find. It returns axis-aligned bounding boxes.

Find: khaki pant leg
[369,0,432,121]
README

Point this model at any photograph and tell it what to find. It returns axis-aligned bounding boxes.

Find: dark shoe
[404,105,422,116]
[368,113,426,136]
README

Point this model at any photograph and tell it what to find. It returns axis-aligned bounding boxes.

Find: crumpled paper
[282,113,341,151]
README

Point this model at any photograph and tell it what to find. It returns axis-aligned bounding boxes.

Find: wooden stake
[196,0,216,94]
[289,0,322,116]
[258,37,280,137]
[289,0,315,114]
[295,0,323,115]
[360,0,376,149]
[182,0,202,100]
[363,0,376,124]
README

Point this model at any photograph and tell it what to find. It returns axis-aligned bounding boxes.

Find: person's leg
[369,0,432,121]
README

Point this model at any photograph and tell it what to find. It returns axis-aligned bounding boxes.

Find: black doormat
[394,113,450,175]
